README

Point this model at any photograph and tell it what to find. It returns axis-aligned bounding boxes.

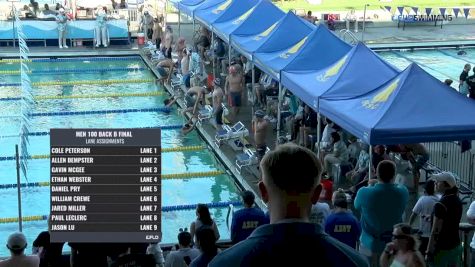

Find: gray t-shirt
[310,202,331,228]
[412,195,439,237]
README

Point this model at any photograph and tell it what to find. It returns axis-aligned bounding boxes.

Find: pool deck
[139,53,270,211]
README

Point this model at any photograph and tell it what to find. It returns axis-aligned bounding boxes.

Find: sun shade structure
[281,42,397,110]
[212,0,279,43]
[253,24,348,80]
[230,11,297,60]
[194,0,235,27]
[175,0,206,17]
[319,63,475,145]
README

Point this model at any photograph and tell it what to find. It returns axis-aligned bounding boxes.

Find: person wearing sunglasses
[380,223,425,267]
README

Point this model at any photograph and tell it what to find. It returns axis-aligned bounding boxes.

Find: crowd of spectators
[1,142,469,267]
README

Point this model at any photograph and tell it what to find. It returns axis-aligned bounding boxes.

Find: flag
[453,8,460,18]
[425,8,432,16]
[463,8,470,18]
[439,8,446,16]
[384,6,392,12]
[412,7,418,14]
[397,6,404,15]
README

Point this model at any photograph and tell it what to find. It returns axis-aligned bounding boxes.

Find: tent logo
[212,0,232,14]
[280,37,308,59]
[253,22,278,41]
[362,78,400,110]
[316,55,348,82]
[232,6,256,25]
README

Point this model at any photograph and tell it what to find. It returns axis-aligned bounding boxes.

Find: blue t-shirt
[325,211,361,249]
[209,222,369,267]
[231,207,269,244]
[354,183,408,253]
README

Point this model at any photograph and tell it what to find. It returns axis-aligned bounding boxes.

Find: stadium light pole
[362,4,370,43]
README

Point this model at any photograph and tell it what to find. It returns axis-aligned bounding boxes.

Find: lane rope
[0,91,164,101]
[0,56,141,63]
[0,67,145,75]
[0,78,155,87]
[0,107,171,119]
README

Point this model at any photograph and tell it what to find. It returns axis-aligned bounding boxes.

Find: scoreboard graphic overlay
[50,129,161,242]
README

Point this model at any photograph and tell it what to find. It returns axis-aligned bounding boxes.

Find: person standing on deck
[55,8,68,49]
[94,6,108,48]
[224,65,245,123]
[212,78,224,129]
[252,110,268,164]
[459,64,471,96]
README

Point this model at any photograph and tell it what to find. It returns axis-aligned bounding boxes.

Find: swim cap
[7,232,27,251]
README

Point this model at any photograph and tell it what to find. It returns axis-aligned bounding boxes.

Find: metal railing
[339,29,359,45]
[424,141,475,189]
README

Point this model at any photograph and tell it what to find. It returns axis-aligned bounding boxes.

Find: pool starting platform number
[49,128,161,243]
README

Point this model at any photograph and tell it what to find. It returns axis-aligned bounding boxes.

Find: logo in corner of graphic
[361,78,400,110]
[316,55,348,82]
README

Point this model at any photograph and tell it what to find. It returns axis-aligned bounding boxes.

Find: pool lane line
[0,56,142,63]
[31,107,171,117]
[0,124,183,138]
[0,201,243,223]
[0,91,164,101]
[0,107,171,119]
[436,49,475,66]
[391,51,459,82]
[0,67,145,75]
[0,78,155,87]
[0,171,226,189]
[0,146,207,161]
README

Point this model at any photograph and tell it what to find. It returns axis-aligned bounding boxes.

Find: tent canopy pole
[368,145,373,180]
[276,82,282,146]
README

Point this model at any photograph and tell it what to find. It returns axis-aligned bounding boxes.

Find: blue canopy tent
[176,0,205,17]
[282,42,397,110]
[212,0,279,43]
[230,11,292,60]
[194,0,234,28]
[173,0,222,38]
[254,24,344,81]
[281,42,396,152]
[319,63,475,145]
[249,14,315,141]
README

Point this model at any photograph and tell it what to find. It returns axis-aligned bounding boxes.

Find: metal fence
[424,141,475,189]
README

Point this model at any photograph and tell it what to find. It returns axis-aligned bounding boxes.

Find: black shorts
[256,145,266,161]
[215,107,223,125]
[229,92,241,107]
[185,94,195,107]
[157,67,167,78]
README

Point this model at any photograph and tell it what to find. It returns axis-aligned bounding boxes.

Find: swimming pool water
[378,48,475,89]
[0,57,240,256]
